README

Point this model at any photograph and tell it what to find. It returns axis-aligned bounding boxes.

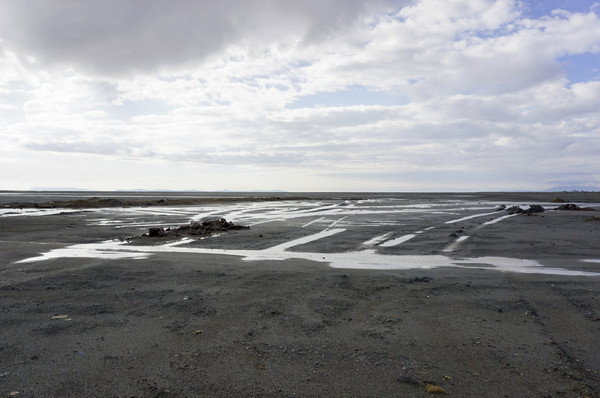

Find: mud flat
[1,192,599,397]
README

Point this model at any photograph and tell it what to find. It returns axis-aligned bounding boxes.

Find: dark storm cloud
[0,0,399,75]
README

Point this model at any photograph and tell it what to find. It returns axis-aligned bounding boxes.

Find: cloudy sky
[1,0,599,191]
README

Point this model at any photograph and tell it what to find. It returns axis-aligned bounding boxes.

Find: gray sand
[1,192,599,397]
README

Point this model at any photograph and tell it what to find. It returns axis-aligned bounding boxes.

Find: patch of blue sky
[109,99,175,120]
[231,71,297,89]
[559,52,600,84]
[288,85,409,109]
[230,75,275,88]
[521,0,596,19]
[0,82,29,123]
[367,7,406,29]
[1,85,30,105]
[157,75,196,83]
[0,107,25,124]
[291,60,311,68]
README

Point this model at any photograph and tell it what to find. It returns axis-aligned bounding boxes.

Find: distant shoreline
[1,190,599,208]
[0,195,330,209]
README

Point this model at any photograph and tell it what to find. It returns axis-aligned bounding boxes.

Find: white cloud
[0,0,599,191]
[0,0,400,76]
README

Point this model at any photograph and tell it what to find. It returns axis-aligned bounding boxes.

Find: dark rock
[557,203,581,210]
[506,206,523,214]
[556,203,595,211]
[406,276,433,283]
[523,205,544,214]
[189,221,203,229]
[148,227,166,237]
[147,218,248,238]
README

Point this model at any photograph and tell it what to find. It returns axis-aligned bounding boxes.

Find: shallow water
[12,197,600,277]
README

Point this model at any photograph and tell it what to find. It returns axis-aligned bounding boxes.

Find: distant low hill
[545,185,598,192]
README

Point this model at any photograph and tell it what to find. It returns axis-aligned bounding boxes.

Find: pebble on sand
[426,384,447,394]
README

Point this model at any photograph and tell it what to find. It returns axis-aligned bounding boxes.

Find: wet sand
[1,192,599,397]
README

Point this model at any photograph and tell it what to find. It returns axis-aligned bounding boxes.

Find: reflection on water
[17,228,600,277]
[8,197,600,277]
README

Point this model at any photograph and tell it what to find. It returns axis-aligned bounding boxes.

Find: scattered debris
[145,218,249,238]
[406,276,433,283]
[425,384,447,394]
[51,315,69,319]
[194,330,203,335]
[449,229,464,237]
[506,205,545,215]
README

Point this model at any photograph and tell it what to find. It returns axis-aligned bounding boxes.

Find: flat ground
[1,192,599,397]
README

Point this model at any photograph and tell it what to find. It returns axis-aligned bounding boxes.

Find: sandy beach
[1,192,599,397]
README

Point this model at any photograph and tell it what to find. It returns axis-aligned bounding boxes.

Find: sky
[1,0,599,192]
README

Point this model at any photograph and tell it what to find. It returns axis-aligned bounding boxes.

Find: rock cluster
[506,205,545,215]
[503,203,596,216]
[147,218,249,238]
[555,203,596,211]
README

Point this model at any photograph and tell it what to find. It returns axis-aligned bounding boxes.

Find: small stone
[426,384,446,394]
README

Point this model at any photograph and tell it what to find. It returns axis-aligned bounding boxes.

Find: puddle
[445,211,502,224]
[0,208,82,217]
[362,232,393,247]
[10,199,600,277]
[17,232,600,277]
[442,235,470,252]
[483,214,518,225]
